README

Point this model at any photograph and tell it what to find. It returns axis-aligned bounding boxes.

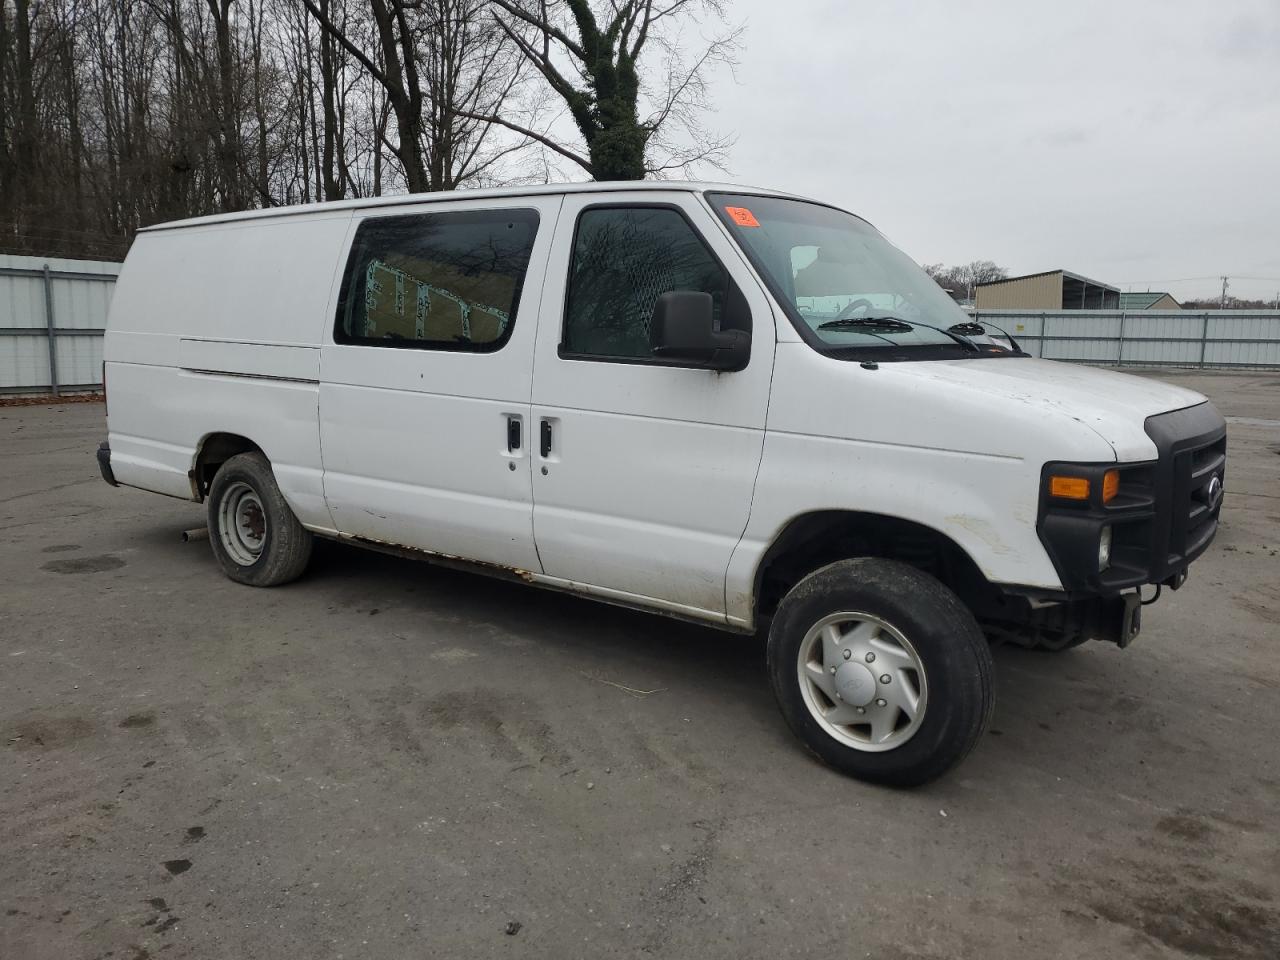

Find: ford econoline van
[97,182,1226,785]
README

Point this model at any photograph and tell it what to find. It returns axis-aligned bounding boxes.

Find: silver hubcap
[797,611,928,752]
[218,481,266,566]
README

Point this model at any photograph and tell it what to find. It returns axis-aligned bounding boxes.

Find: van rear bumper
[96,441,118,487]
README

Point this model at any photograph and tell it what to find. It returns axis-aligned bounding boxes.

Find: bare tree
[479,0,738,181]
[0,0,711,261]
[301,0,431,191]
[300,0,520,193]
[926,261,1009,301]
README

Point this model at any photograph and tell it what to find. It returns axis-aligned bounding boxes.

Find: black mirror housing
[649,291,750,371]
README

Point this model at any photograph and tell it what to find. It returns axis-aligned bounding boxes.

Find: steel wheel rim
[796,611,929,753]
[218,481,266,566]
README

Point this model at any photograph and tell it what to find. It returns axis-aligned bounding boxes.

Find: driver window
[562,206,728,361]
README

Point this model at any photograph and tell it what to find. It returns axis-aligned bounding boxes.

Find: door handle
[507,416,521,453]
[540,419,553,458]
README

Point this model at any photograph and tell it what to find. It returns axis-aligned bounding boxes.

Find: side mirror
[649,291,750,371]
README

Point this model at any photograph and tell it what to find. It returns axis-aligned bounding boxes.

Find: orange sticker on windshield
[725,206,760,227]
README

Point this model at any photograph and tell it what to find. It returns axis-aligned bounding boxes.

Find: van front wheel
[767,559,993,787]
[207,452,312,586]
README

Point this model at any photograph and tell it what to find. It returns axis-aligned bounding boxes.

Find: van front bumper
[97,441,118,487]
[983,402,1225,650]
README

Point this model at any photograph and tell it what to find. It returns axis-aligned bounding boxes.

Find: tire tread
[207,452,312,587]
[767,558,994,787]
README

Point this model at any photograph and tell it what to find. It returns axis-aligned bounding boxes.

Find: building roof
[139,181,816,233]
[975,269,1120,293]
[1118,291,1179,309]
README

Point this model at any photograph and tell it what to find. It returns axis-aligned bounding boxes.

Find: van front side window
[563,206,727,361]
[336,208,539,351]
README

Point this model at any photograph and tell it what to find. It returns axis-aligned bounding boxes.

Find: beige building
[975,270,1121,310]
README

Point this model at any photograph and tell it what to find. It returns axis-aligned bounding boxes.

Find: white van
[98,182,1227,785]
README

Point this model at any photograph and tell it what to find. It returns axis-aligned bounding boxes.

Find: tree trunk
[367,0,427,193]
[249,0,270,202]
[584,50,644,181]
[13,0,38,214]
[0,0,12,205]
[208,0,243,211]
[318,0,342,200]
[61,22,85,229]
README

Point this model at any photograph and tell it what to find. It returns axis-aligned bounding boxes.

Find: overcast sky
[698,0,1280,302]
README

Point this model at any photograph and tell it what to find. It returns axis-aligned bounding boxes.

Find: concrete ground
[1,370,1277,960]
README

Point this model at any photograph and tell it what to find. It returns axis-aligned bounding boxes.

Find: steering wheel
[832,298,876,321]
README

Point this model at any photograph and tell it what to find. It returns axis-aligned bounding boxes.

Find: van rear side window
[335,208,539,351]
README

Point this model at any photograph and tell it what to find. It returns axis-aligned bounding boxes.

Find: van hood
[899,357,1207,460]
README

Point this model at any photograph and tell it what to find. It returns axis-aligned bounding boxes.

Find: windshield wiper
[950,319,1022,351]
[820,315,980,353]
[896,317,984,353]
[817,316,914,332]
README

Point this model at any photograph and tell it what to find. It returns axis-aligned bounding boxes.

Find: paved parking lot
[1,370,1277,960]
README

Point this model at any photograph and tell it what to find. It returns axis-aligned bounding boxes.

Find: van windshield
[708,193,1018,361]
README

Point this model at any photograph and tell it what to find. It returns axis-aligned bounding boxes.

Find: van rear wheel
[207,452,312,586]
[767,558,994,787]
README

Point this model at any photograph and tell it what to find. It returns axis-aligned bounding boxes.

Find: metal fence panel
[51,272,116,331]
[0,254,120,394]
[4,259,1280,394]
[1,272,46,330]
[1206,337,1280,367]
[972,309,1280,370]
[0,333,52,389]
[54,335,106,389]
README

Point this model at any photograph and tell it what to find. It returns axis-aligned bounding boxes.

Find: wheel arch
[752,510,1003,626]
[191,432,264,501]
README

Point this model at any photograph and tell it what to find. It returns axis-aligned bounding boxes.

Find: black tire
[207,452,312,587]
[767,558,994,787]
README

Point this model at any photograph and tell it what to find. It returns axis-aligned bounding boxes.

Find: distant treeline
[923,261,1008,301]
[0,0,733,261]
[1182,297,1280,310]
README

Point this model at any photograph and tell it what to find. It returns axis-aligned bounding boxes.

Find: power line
[1116,274,1280,285]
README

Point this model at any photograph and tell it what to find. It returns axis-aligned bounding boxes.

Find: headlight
[1048,468,1120,503]
[1040,460,1157,592]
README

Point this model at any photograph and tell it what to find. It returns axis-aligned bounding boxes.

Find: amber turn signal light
[1049,475,1090,500]
[1102,469,1120,503]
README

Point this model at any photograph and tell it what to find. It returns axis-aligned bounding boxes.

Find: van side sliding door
[318,197,561,573]
[528,192,776,624]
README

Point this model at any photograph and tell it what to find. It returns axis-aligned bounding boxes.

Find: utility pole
[1219,276,1229,309]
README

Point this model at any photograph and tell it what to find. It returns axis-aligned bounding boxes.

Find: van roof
[139,181,813,233]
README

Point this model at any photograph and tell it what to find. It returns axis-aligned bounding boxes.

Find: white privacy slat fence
[970,309,1280,369]
[3,254,1279,396]
[0,254,121,395]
